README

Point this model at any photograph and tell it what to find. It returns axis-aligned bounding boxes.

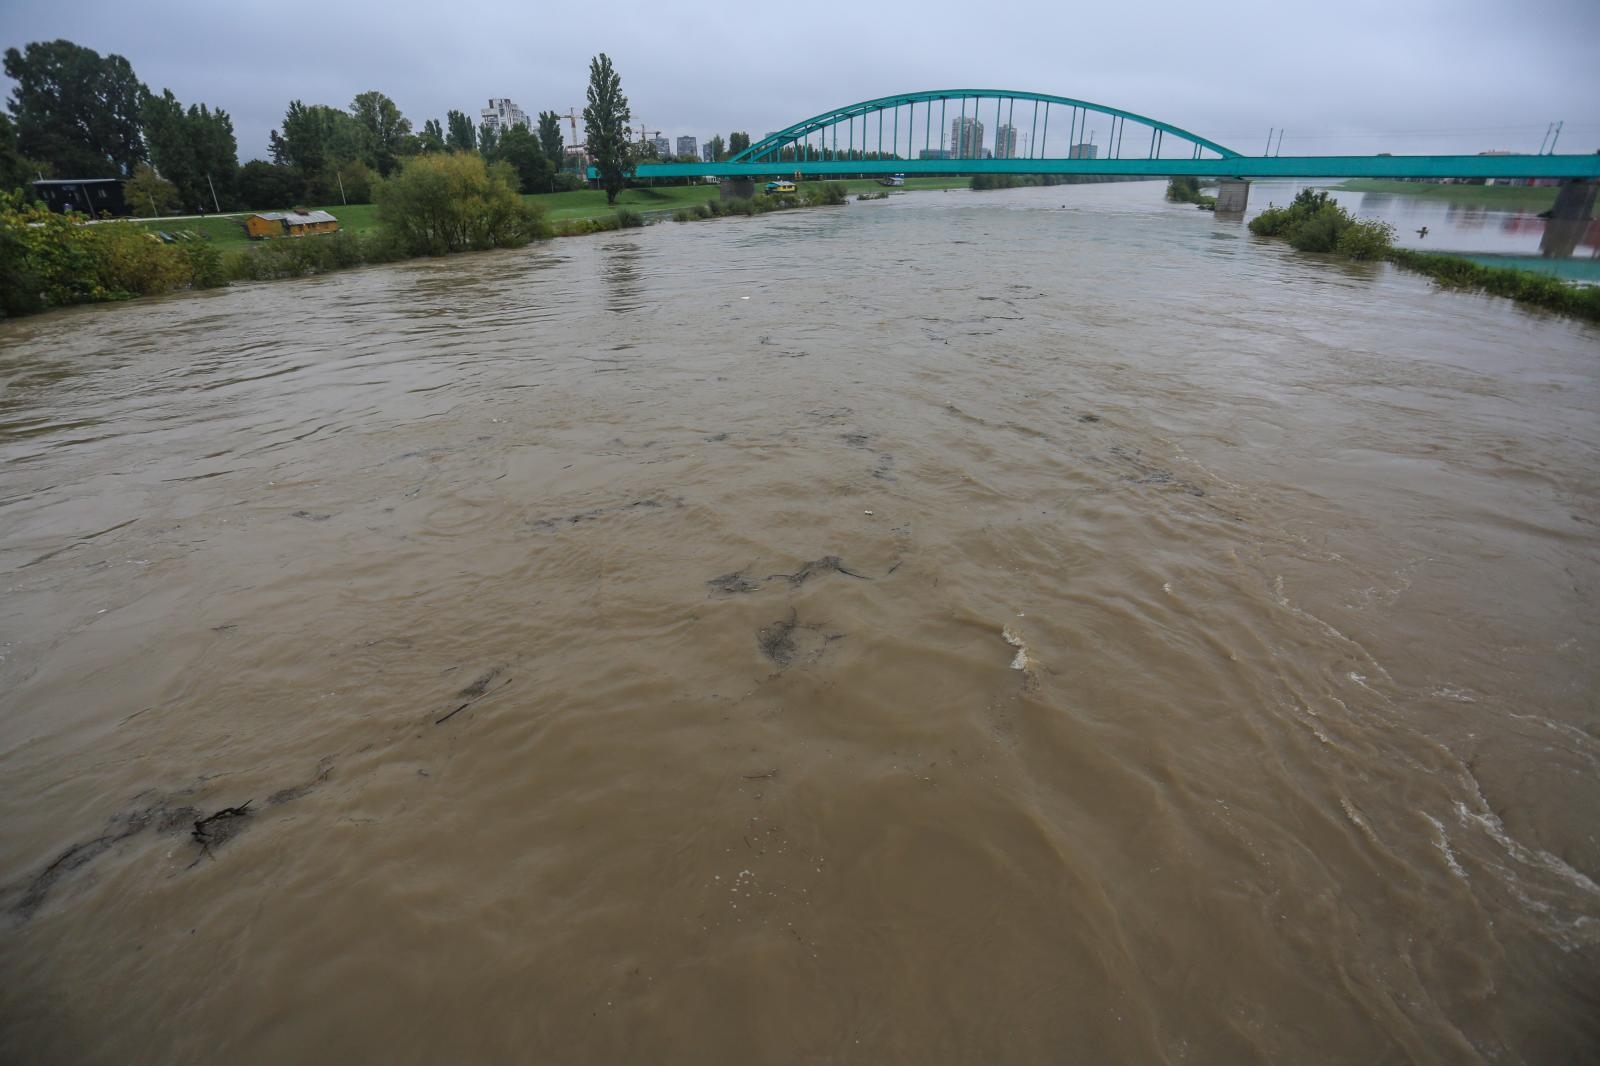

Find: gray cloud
[4,0,1597,161]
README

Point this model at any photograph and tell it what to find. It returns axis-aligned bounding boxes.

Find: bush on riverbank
[222,232,400,280]
[1,191,228,317]
[668,182,848,223]
[1165,177,1216,209]
[1249,187,1600,322]
[375,153,550,256]
[1250,189,1396,258]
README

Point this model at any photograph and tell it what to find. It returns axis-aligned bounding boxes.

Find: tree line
[2,41,758,215]
[1,38,580,213]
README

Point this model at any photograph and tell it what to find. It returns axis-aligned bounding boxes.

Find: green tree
[706,134,725,162]
[375,152,545,255]
[497,124,553,193]
[419,118,446,153]
[272,101,364,200]
[537,111,564,170]
[236,159,299,209]
[122,163,181,216]
[141,89,238,211]
[477,121,500,161]
[446,110,476,153]
[728,131,750,157]
[583,53,632,204]
[350,90,412,175]
[4,40,147,176]
[0,112,43,194]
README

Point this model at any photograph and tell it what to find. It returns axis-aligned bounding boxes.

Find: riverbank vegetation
[0,174,901,317]
[1165,176,1216,209]
[670,182,848,221]
[1250,188,1600,322]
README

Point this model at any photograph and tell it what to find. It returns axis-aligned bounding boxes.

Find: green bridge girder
[727,89,1242,163]
[608,155,1600,181]
[588,88,1600,183]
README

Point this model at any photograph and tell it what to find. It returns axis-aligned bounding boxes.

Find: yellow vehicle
[764,180,797,194]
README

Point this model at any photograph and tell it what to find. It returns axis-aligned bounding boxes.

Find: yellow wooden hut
[245,210,340,239]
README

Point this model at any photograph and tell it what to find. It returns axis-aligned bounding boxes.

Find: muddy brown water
[1,183,1597,1064]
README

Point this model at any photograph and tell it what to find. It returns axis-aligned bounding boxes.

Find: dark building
[32,178,129,217]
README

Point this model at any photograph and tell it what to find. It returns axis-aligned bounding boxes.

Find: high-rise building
[1069,142,1099,159]
[995,124,1019,159]
[702,142,717,162]
[949,117,985,159]
[676,136,698,160]
[651,135,671,159]
[480,98,529,133]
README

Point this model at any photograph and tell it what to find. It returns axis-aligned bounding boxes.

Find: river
[1,181,1597,1064]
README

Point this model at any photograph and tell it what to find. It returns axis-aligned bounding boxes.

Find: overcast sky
[4,0,1598,162]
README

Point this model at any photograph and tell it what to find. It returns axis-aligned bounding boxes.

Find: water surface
[2,182,1597,1064]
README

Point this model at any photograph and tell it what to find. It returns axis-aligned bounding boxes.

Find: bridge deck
[609,155,1600,182]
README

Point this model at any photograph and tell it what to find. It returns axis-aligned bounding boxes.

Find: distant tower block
[1215,178,1250,217]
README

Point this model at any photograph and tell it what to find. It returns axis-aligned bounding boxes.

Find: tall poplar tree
[537,111,564,171]
[582,53,631,204]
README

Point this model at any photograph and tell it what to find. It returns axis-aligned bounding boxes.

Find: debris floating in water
[1002,626,1031,671]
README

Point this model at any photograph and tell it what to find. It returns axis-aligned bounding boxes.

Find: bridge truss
[602,89,1600,183]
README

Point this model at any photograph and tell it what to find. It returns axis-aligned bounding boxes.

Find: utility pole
[206,172,221,213]
[337,170,347,206]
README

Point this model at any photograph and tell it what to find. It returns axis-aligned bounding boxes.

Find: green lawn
[1330,178,1559,211]
[133,176,974,248]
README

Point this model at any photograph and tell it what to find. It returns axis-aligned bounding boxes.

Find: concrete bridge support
[1540,179,1596,258]
[721,178,757,200]
[1214,178,1250,218]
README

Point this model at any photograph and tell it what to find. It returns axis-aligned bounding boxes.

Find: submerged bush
[1335,218,1396,261]
[1247,185,1598,323]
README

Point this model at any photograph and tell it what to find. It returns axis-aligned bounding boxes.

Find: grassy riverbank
[4,177,973,318]
[134,177,973,247]
[1330,179,1560,212]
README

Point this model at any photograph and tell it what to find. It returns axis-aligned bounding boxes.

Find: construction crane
[565,107,581,143]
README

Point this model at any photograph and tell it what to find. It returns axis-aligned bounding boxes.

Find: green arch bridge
[592,89,1600,183]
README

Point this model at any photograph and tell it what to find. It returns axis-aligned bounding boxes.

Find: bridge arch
[729,90,1241,165]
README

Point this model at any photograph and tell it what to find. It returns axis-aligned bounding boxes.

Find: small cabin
[33,178,128,217]
[245,210,340,239]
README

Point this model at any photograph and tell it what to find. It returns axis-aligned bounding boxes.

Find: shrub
[551,172,585,192]
[616,207,645,228]
[1285,203,1350,253]
[376,153,547,255]
[223,232,378,281]
[802,181,848,206]
[1335,218,1395,260]
[180,240,228,289]
[1166,177,1201,203]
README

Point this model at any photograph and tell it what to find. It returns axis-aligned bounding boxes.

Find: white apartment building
[480,98,530,133]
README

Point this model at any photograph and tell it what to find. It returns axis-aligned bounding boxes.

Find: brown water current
[1,182,1597,1064]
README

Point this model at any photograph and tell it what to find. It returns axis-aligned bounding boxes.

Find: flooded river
[2,182,1597,1064]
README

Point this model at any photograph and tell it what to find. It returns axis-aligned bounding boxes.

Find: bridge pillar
[1540,179,1596,258]
[721,178,756,200]
[1214,178,1250,218]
